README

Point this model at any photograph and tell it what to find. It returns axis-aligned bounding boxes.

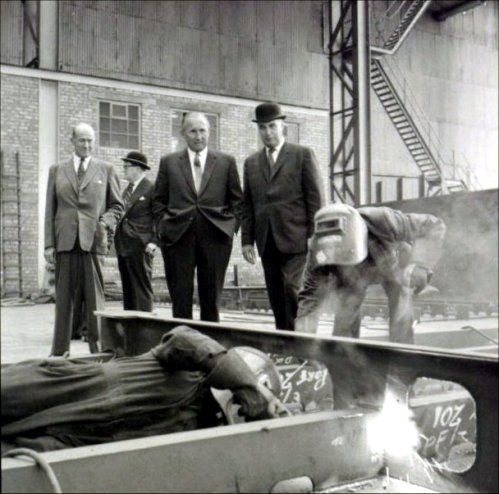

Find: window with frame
[99,101,140,150]
[171,110,219,152]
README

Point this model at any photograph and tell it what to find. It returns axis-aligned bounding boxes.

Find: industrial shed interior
[0,1,497,493]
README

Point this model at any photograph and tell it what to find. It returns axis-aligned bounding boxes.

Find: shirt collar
[187,146,208,167]
[73,153,91,171]
[267,138,285,156]
[129,174,145,191]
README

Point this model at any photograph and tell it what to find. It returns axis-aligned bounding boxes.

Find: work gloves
[403,263,433,294]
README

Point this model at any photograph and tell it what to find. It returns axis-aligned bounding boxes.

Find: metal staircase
[368,0,480,195]
[371,0,432,55]
[370,58,446,194]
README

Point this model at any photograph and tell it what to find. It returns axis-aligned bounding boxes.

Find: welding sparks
[367,391,420,459]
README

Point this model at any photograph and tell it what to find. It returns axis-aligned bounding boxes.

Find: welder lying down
[1,326,288,454]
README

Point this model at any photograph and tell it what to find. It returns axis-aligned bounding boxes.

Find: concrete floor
[1,300,497,364]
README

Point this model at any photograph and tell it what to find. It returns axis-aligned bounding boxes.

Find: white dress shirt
[128,174,146,194]
[266,138,285,165]
[187,147,208,191]
[73,154,91,174]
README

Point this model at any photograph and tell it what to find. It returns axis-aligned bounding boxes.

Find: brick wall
[1,72,329,297]
[57,81,330,293]
[0,74,39,296]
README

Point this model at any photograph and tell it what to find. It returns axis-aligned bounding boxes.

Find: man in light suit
[114,151,158,312]
[153,112,243,321]
[241,103,324,331]
[44,123,123,355]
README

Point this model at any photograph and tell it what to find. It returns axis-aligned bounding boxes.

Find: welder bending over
[2,326,285,453]
[295,204,446,343]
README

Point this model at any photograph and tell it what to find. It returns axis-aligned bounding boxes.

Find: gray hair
[181,112,210,130]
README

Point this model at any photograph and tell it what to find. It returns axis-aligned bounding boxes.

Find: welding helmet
[311,203,368,266]
[211,347,282,424]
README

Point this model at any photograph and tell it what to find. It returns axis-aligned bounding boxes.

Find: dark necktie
[267,147,276,172]
[77,157,86,183]
[193,153,203,192]
[123,182,134,206]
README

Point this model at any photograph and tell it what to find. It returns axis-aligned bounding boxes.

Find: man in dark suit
[241,103,324,331]
[153,112,243,321]
[44,123,124,355]
[114,151,158,312]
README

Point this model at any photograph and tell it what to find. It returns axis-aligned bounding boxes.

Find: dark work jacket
[114,177,158,257]
[297,207,446,318]
[1,326,256,448]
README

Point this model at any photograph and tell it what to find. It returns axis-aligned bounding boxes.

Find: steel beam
[95,312,497,493]
[2,411,382,493]
[3,313,497,493]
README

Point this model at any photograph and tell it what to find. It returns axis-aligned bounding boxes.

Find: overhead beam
[433,0,488,22]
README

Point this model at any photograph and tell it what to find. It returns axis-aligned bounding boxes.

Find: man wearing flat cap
[241,103,324,331]
[114,151,158,312]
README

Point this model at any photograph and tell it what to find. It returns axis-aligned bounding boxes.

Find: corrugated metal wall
[0,1,23,66]
[58,0,329,108]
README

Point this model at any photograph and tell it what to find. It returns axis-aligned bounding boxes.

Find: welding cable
[2,448,63,493]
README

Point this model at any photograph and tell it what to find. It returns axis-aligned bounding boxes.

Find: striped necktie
[123,182,134,206]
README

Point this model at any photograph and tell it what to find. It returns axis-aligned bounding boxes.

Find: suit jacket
[242,142,324,255]
[44,157,124,255]
[152,149,243,246]
[114,177,158,257]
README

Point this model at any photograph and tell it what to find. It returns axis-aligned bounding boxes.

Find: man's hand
[44,247,55,264]
[255,382,291,418]
[145,242,158,256]
[402,263,433,294]
[233,383,290,420]
[242,244,256,264]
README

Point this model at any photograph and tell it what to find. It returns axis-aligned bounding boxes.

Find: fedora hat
[252,102,287,123]
[121,151,150,170]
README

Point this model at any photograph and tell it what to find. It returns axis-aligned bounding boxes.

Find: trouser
[333,278,415,344]
[161,214,232,321]
[118,252,154,312]
[52,245,104,355]
[261,232,307,331]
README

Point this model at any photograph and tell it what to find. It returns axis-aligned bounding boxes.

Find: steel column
[329,0,371,206]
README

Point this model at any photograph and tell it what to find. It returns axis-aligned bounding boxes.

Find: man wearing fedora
[114,151,159,312]
[241,103,324,330]
[153,112,243,322]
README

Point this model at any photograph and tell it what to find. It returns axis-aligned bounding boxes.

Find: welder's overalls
[297,207,446,344]
[1,326,262,452]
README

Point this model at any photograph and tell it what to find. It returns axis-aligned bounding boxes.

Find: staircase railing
[370,0,432,55]
[376,56,481,192]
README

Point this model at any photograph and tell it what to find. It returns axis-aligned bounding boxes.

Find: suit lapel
[270,142,289,180]
[63,159,79,195]
[258,149,270,183]
[125,178,149,213]
[198,151,216,196]
[80,157,100,190]
[179,150,197,196]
